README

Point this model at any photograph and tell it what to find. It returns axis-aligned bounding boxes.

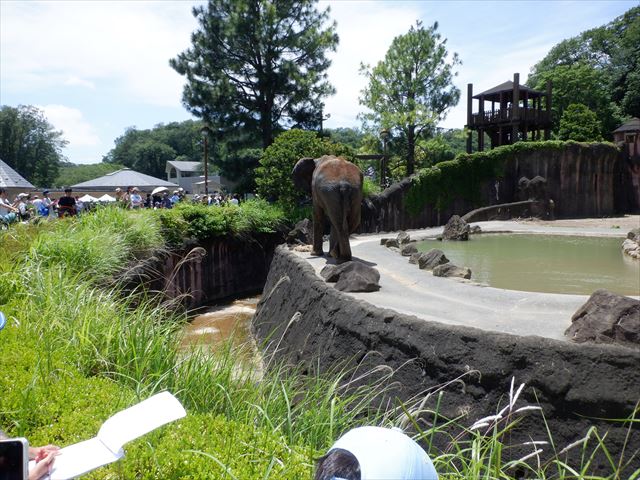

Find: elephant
[292,155,363,263]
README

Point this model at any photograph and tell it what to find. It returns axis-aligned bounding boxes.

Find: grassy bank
[1,205,635,479]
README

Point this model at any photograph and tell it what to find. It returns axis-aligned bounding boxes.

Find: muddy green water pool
[416,234,640,296]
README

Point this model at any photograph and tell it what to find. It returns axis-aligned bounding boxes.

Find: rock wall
[127,233,284,309]
[252,247,640,474]
[360,143,628,233]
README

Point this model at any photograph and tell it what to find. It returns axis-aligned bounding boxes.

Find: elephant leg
[311,203,325,256]
[329,227,339,259]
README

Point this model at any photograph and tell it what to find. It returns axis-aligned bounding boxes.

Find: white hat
[330,427,438,480]
[17,192,28,198]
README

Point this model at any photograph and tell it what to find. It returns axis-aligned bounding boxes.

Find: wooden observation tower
[466,73,552,153]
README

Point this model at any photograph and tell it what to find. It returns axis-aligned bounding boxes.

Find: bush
[559,103,603,141]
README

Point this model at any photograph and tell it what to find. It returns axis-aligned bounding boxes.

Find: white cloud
[38,104,101,147]
[1,1,197,107]
[321,1,422,128]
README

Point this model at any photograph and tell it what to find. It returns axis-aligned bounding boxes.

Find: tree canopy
[170,0,338,149]
[103,121,203,179]
[54,162,125,188]
[527,6,639,137]
[359,21,460,176]
[0,105,66,187]
[558,104,603,142]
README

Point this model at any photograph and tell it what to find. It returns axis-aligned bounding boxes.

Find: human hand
[28,450,58,480]
[29,444,60,461]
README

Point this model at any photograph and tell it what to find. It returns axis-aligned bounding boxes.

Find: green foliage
[325,127,365,150]
[170,0,338,149]
[527,6,639,135]
[362,177,381,197]
[255,129,354,208]
[558,104,603,142]
[103,121,203,179]
[158,199,286,244]
[405,140,617,215]
[359,21,461,175]
[54,162,124,188]
[0,105,66,186]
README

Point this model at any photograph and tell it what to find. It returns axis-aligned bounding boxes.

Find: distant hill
[53,162,125,188]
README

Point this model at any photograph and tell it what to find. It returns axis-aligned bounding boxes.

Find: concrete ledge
[252,246,640,473]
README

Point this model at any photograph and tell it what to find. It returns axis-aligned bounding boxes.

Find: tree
[170,0,338,149]
[558,103,603,142]
[359,21,460,176]
[0,105,66,186]
[255,129,352,206]
[104,121,203,178]
[527,6,639,135]
[54,162,125,188]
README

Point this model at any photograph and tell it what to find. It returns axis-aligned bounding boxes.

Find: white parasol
[78,194,98,202]
[98,194,116,202]
[151,186,169,195]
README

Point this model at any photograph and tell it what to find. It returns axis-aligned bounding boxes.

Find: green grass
[1,207,636,479]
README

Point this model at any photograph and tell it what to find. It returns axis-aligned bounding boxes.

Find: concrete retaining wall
[252,247,640,474]
[126,233,284,309]
[360,143,630,232]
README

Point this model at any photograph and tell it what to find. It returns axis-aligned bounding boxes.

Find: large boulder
[397,231,411,245]
[565,290,640,347]
[385,238,399,248]
[417,249,449,270]
[622,228,640,260]
[442,215,470,241]
[286,218,313,245]
[320,261,381,292]
[400,243,418,256]
[432,262,471,279]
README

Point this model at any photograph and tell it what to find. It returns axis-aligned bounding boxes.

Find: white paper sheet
[97,391,186,454]
[42,392,185,480]
[48,438,123,480]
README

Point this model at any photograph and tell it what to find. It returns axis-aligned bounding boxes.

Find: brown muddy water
[180,296,262,372]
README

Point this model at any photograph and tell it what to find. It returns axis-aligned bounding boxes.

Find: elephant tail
[339,183,352,234]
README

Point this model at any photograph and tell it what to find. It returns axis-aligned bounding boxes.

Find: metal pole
[382,136,388,188]
[203,134,209,196]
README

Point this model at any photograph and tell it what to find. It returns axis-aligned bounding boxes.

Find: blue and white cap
[330,426,438,480]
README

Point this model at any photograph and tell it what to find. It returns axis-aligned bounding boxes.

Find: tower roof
[473,80,545,101]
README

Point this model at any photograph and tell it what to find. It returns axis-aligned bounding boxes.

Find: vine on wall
[404,140,618,215]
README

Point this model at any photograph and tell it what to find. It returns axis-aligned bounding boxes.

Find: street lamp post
[379,128,389,188]
[200,124,212,196]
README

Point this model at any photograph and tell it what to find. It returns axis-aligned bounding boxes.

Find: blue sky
[0,0,635,165]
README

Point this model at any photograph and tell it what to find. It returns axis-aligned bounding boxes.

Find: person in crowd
[169,190,180,206]
[314,426,438,480]
[0,188,19,225]
[144,193,152,209]
[16,193,32,221]
[162,192,173,209]
[123,186,132,206]
[129,187,143,209]
[115,187,123,203]
[57,188,77,217]
[230,193,239,206]
[75,196,84,215]
[41,190,53,217]
[177,188,185,201]
[0,428,59,480]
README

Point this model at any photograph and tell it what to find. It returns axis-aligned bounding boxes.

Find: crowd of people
[0,186,243,228]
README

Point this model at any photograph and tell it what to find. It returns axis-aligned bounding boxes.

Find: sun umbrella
[152,186,169,195]
[98,194,116,202]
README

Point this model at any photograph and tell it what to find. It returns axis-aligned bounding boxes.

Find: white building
[165,160,236,193]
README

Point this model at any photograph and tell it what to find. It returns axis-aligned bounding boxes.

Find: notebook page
[48,437,123,480]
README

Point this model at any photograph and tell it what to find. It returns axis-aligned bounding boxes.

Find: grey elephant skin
[292,155,363,263]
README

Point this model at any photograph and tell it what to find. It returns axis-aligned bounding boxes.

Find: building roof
[72,168,178,190]
[0,159,35,189]
[613,117,640,134]
[473,80,545,100]
[166,160,202,173]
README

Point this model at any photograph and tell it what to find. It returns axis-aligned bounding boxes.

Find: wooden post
[466,83,473,153]
[545,80,552,140]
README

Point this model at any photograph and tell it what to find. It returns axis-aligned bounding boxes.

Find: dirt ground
[515,214,640,231]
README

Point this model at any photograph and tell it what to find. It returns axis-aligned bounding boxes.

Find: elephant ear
[292,157,316,193]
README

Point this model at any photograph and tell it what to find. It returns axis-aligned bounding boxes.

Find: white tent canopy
[78,194,98,202]
[98,194,116,202]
